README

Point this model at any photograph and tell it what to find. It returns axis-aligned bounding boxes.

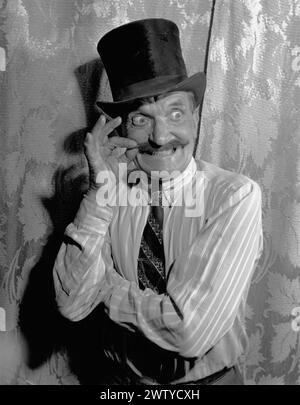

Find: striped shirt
[53,158,263,384]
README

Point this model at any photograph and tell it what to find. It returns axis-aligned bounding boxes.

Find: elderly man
[53,19,263,385]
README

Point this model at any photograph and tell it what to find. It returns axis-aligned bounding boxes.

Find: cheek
[176,119,197,143]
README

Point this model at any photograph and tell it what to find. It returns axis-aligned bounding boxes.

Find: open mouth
[137,140,186,158]
[145,146,179,157]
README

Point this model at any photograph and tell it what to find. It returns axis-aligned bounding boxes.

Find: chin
[135,145,193,179]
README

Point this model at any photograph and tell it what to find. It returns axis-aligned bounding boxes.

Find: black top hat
[96,18,206,117]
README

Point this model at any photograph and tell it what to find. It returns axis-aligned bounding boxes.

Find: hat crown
[97,18,187,101]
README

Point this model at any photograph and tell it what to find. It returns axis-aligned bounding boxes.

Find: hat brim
[96,71,206,118]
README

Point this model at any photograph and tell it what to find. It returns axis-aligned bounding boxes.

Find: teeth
[154,149,173,156]
[144,146,180,157]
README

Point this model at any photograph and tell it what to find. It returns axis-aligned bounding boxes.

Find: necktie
[136,188,188,382]
[136,199,188,382]
[137,203,166,294]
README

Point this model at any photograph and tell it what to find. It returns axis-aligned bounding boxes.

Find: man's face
[124,91,199,177]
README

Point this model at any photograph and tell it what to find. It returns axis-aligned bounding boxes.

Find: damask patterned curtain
[198,0,300,385]
[0,0,299,385]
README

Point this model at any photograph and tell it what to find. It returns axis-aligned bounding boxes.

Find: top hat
[96,18,206,117]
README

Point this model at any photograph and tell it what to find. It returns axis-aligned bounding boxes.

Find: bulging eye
[170,110,183,121]
[132,114,150,126]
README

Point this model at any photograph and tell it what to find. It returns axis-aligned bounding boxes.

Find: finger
[102,116,122,138]
[125,148,139,161]
[111,147,126,158]
[108,136,138,149]
[92,114,106,134]
[84,132,94,148]
[91,115,122,144]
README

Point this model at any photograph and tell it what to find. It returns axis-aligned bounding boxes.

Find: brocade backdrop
[0,0,300,385]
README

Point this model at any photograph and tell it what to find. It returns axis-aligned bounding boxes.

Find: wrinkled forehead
[128,91,195,113]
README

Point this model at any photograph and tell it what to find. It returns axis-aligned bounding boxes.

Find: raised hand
[84,115,138,189]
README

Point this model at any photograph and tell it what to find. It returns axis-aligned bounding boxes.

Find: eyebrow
[132,98,187,113]
[164,100,186,108]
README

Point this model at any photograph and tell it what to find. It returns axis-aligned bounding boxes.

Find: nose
[150,119,172,146]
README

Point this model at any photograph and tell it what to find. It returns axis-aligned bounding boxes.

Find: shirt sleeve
[53,188,115,321]
[100,179,263,358]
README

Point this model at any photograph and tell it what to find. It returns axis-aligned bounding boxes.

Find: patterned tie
[137,190,166,294]
[136,186,188,383]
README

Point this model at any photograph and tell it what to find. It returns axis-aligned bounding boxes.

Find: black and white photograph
[0,0,300,390]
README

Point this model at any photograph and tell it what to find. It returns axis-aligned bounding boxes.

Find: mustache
[127,140,187,153]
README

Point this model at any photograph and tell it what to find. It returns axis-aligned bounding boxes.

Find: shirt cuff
[72,188,113,234]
